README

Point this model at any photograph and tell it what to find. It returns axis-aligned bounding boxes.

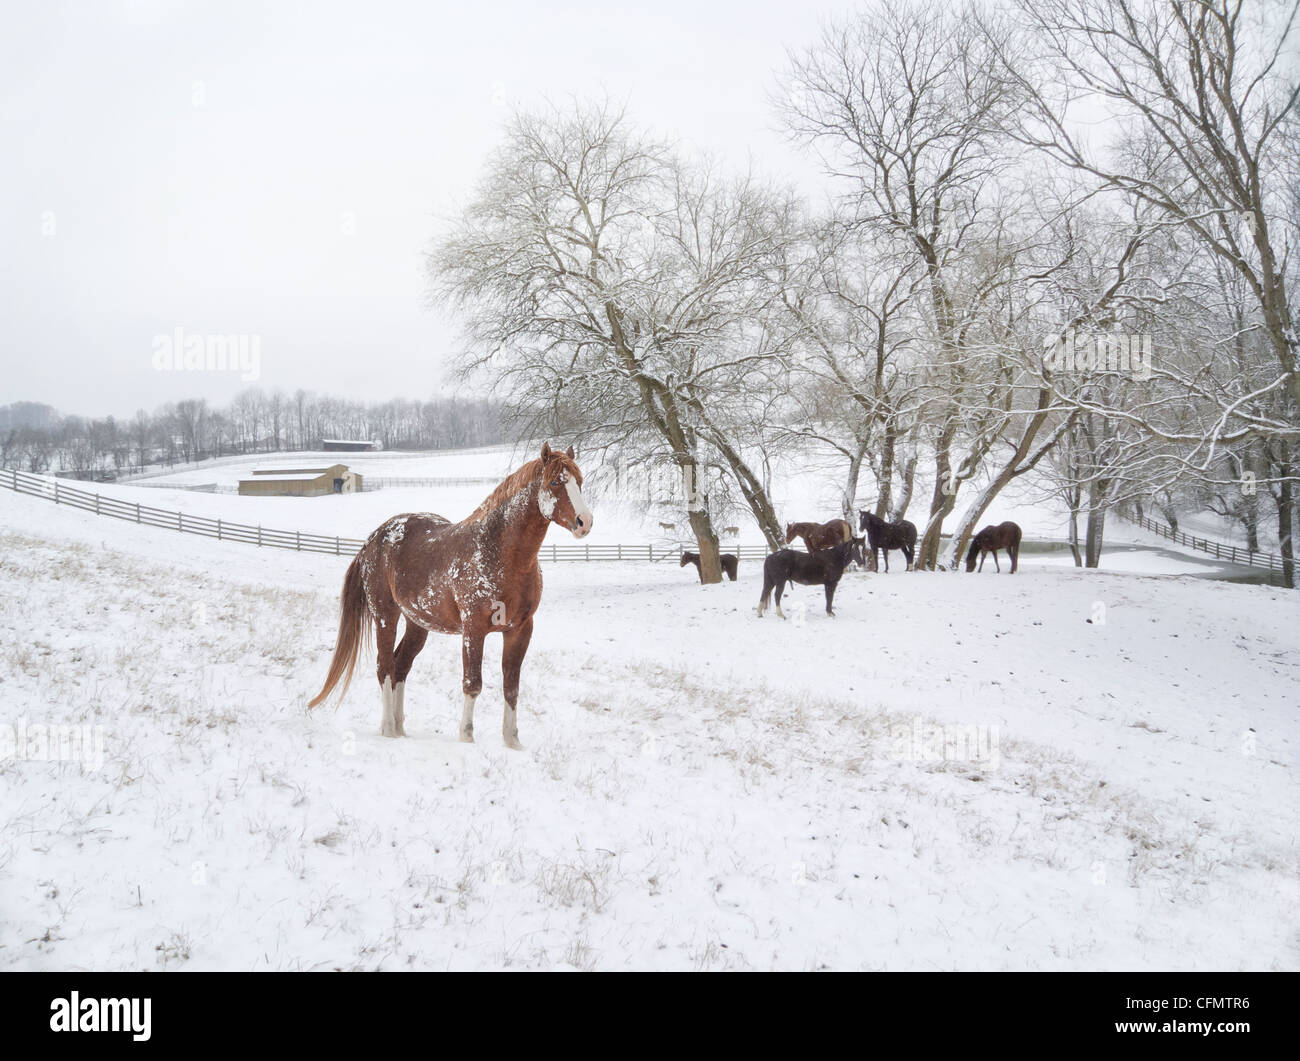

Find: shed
[238,463,362,497]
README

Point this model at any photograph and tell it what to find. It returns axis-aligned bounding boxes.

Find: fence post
[136,502,140,523]
[53,481,59,504]
[257,525,262,547]
[178,512,183,533]
[296,530,301,551]
[217,518,222,541]
[95,493,100,515]
[335,536,340,555]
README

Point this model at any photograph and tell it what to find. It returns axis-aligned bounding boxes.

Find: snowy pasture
[0,478,1297,970]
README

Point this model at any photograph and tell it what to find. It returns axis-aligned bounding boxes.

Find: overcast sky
[0,0,855,419]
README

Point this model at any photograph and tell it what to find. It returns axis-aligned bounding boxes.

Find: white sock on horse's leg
[393,681,406,737]
[503,703,522,751]
[380,677,397,738]
[459,693,477,743]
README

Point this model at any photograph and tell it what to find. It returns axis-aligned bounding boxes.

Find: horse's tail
[964,535,981,572]
[308,553,371,708]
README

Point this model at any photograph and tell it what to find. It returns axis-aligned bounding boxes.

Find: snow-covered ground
[0,477,1296,970]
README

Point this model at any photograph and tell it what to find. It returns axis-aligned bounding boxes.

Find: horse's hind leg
[775,580,787,619]
[373,602,401,737]
[391,621,429,737]
[993,550,1001,573]
[1010,543,1019,573]
[500,616,533,751]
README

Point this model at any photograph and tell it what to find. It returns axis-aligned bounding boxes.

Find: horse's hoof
[459,730,474,744]
[505,737,524,751]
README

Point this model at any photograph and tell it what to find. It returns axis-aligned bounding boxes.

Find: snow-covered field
[1,466,1297,970]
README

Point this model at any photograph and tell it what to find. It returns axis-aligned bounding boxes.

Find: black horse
[858,510,917,572]
[681,551,738,582]
[757,538,863,618]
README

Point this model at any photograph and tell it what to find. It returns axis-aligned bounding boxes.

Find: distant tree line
[0,390,511,478]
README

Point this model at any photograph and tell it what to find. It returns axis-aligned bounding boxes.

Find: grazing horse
[757,538,863,618]
[658,521,676,534]
[785,519,853,553]
[858,510,917,572]
[965,521,1022,573]
[308,442,593,749]
[680,551,738,581]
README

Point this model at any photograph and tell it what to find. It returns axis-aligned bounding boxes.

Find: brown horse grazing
[965,521,1022,573]
[680,551,738,581]
[308,442,593,749]
[785,519,852,553]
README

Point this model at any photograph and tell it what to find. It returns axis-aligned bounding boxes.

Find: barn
[321,439,382,452]
[237,464,362,497]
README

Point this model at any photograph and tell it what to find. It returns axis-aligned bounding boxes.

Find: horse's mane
[465,453,582,523]
[466,458,543,522]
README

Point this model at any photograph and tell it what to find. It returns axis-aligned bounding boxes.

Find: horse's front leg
[459,626,486,743]
[993,551,1001,573]
[500,616,534,751]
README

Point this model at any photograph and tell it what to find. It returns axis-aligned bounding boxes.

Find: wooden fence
[1122,512,1289,575]
[1,469,769,563]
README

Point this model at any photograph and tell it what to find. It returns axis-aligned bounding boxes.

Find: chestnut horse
[965,521,1022,573]
[308,443,593,749]
[785,519,852,553]
[680,551,738,581]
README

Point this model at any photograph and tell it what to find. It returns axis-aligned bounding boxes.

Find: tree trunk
[875,426,896,520]
[843,446,865,525]
[1068,501,1083,567]
[893,450,916,521]
[917,428,957,570]
[1274,443,1294,589]
[1084,479,1108,568]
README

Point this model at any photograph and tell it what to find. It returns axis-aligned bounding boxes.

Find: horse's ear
[565,445,575,460]
[540,442,552,462]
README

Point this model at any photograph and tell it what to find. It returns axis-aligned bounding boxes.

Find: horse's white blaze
[566,477,592,536]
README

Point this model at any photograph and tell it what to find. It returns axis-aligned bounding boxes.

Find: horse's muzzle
[571,514,592,538]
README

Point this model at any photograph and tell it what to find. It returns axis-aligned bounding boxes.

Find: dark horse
[757,538,864,618]
[680,551,738,581]
[858,510,917,572]
[785,519,853,553]
[308,442,593,749]
[965,521,1022,573]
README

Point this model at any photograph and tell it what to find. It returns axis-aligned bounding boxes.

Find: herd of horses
[309,444,1023,747]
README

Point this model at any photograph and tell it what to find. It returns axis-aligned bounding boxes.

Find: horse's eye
[550,479,561,487]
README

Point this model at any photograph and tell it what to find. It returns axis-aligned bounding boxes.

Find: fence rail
[360,476,502,490]
[1,469,770,563]
[1122,512,1289,574]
